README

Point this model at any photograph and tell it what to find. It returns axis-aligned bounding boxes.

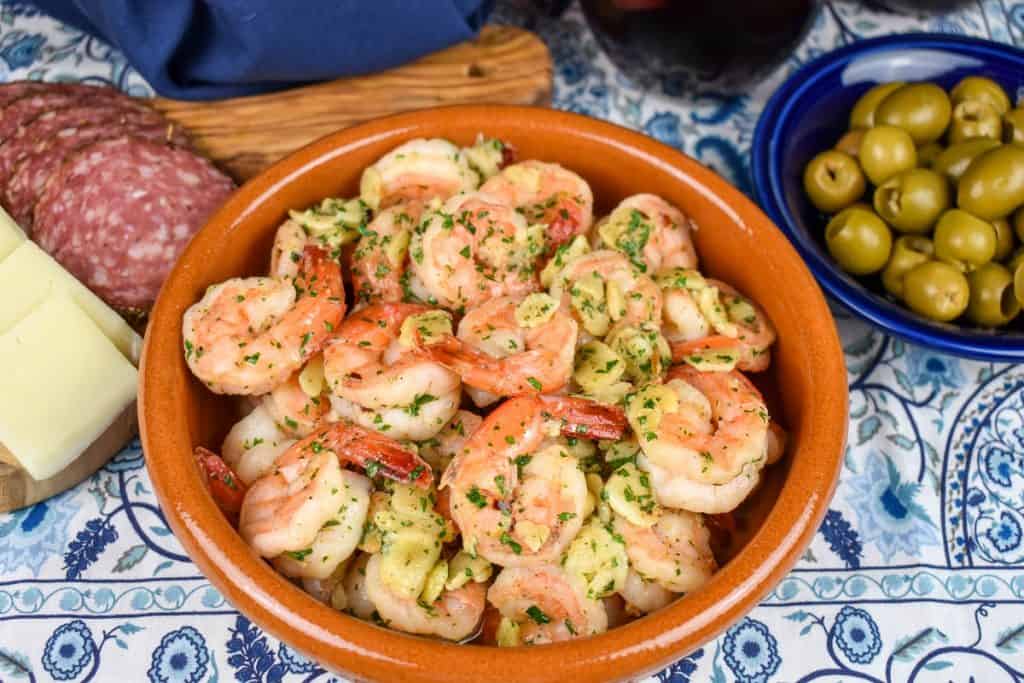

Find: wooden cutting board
[151,25,552,181]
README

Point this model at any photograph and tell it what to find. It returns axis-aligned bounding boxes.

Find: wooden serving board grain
[151,26,552,181]
[0,403,137,513]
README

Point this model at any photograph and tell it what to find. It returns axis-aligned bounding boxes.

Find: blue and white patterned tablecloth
[1,1,1024,681]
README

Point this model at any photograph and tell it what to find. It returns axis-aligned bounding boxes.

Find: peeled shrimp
[594,194,697,274]
[633,365,770,514]
[612,510,716,594]
[418,410,483,474]
[221,404,296,485]
[409,192,544,311]
[183,246,345,395]
[671,279,776,372]
[364,553,486,641]
[417,294,578,407]
[350,204,422,306]
[443,395,626,567]
[323,303,461,440]
[618,569,676,615]
[342,553,377,620]
[263,371,329,437]
[549,250,662,338]
[480,160,594,248]
[360,138,479,211]
[272,469,371,580]
[269,219,309,279]
[239,421,431,558]
[488,565,608,643]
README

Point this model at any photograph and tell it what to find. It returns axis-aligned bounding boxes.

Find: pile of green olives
[803,76,1024,328]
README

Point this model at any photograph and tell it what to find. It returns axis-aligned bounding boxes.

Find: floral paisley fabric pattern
[1,1,1024,680]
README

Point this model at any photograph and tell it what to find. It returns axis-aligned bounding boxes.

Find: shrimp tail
[194,447,247,519]
[297,245,345,301]
[537,395,627,441]
[415,334,544,395]
[545,194,587,248]
[670,335,743,364]
[312,423,433,488]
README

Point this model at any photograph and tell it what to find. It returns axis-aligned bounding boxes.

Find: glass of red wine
[578,0,821,91]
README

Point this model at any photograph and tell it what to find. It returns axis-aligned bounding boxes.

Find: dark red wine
[580,0,819,90]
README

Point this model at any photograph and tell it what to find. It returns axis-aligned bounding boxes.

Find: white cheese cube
[0,292,137,481]
[0,206,26,262]
[0,240,141,363]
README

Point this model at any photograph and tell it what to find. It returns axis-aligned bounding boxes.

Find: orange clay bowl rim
[140,105,848,683]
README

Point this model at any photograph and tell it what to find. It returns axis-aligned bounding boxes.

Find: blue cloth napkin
[28,0,495,100]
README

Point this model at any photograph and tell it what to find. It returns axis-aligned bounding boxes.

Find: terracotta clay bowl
[140,105,848,683]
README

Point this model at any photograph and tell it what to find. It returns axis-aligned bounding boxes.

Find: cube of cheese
[0,292,137,481]
[0,206,25,263]
[0,240,141,363]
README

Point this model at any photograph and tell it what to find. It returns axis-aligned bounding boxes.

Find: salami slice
[0,84,140,144]
[0,101,170,193]
[5,120,190,228]
[0,81,50,109]
[33,137,235,311]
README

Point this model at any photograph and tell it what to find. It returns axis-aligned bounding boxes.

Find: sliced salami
[0,84,141,144]
[33,137,235,311]
[0,101,170,193]
[0,81,50,109]
[5,120,190,228]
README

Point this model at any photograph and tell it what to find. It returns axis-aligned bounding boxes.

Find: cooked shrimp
[263,371,329,437]
[618,569,677,615]
[594,194,697,274]
[612,510,716,594]
[221,404,296,485]
[364,553,486,641]
[480,160,594,248]
[766,421,787,466]
[549,250,662,339]
[360,138,479,210]
[409,192,545,311]
[418,410,483,474]
[272,469,372,580]
[183,246,346,395]
[269,219,309,279]
[342,553,377,620]
[671,279,776,372]
[443,395,626,567]
[323,303,461,440]
[350,204,422,306]
[239,421,431,558]
[631,365,770,514]
[417,294,578,407]
[194,447,247,519]
[487,565,608,643]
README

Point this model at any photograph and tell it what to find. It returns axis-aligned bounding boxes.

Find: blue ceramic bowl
[752,34,1024,361]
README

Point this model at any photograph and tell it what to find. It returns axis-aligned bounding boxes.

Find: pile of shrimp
[182,135,785,646]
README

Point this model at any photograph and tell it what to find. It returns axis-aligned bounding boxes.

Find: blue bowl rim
[752,32,1024,362]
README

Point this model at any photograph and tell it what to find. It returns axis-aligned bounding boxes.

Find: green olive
[803,150,866,213]
[958,144,1024,220]
[875,83,953,145]
[991,217,1016,262]
[1013,206,1024,243]
[950,76,1011,116]
[873,168,950,233]
[1003,109,1024,144]
[948,99,1002,144]
[903,261,970,322]
[917,142,944,167]
[1015,260,1024,308]
[859,125,918,185]
[825,206,893,275]
[849,81,905,129]
[931,138,1001,185]
[835,129,865,158]
[882,235,934,299]
[965,262,1020,326]
[933,208,998,268]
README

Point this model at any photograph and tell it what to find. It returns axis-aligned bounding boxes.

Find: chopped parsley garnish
[526,605,550,624]
[466,486,488,508]
[406,393,437,417]
[283,548,312,561]
[526,377,542,391]
[365,459,381,478]
[500,532,522,554]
